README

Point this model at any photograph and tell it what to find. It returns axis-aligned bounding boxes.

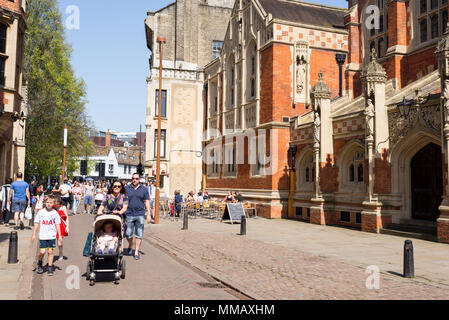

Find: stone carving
[295,41,309,96]
[388,104,441,147]
[313,109,321,145]
[364,98,375,138]
[443,79,449,125]
[296,56,306,94]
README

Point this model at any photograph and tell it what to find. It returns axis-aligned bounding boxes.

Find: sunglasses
[132,178,140,180]
[113,185,122,189]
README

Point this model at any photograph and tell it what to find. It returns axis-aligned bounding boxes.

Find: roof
[92,145,143,166]
[258,0,346,29]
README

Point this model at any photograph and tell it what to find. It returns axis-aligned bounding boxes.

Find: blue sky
[58,0,347,132]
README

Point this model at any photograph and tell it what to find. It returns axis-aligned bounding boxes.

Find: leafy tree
[24,0,94,181]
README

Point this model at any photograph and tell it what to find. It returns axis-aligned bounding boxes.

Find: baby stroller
[86,215,125,286]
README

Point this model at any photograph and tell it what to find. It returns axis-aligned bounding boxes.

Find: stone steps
[380,223,438,242]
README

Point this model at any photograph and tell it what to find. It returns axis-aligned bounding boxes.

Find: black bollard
[403,240,414,278]
[240,214,246,236]
[8,232,18,264]
[182,212,188,230]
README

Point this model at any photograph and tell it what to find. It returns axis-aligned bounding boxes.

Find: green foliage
[24,0,95,180]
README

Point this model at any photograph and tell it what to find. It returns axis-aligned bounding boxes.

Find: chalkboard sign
[221,203,247,224]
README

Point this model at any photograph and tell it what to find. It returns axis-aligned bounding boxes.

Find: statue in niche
[444,79,449,125]
[296,55,307,94]
[313,109,321,144]
[364,98,375,138]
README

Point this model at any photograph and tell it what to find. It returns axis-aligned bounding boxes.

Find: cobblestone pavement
[30,214,239,300]
[0,222,34,299]
[146,219,449,300]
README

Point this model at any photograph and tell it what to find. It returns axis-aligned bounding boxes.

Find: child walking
[31,196,61,276]
[54,196,69,261]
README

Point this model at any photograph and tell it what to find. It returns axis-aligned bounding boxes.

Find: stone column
[435,26,449,243]
[360,49,388,233]
[309,71,332,225]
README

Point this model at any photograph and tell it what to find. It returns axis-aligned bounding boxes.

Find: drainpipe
[336,54,347,97]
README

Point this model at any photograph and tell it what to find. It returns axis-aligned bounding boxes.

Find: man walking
[59,180,71,208]
[125,173,151,260]
[83,180,95,214]
[9,173,30,230]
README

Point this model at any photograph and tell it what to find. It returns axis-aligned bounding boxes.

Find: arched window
[226,54,235,110]
[246,41,257,101]
[297,150,315,192]
[366,0,388,59]
[338,142,366,193]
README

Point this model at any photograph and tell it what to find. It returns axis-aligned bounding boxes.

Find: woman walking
[54,196,69,261]
[71,181,82,215]
[94,184,105,214]
[97,180,128,217]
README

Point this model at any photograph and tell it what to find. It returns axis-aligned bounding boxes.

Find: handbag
[24,206,32,220]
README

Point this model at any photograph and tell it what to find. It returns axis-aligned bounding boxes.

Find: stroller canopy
[93,215,122,235]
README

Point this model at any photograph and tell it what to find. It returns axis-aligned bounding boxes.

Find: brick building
[203,0,348,218]
[203,0,449,243]
[144,0,233,197]
[0,0,26,184]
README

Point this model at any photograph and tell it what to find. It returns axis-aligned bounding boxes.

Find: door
[411,143,442,221]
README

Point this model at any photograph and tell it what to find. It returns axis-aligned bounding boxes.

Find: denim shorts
[84,195,93,205]
[11,200,27,213]
[150,199,155,208]
[125,215,145,239]
[39,239,56,250]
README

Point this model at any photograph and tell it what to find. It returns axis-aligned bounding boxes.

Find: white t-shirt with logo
[35,209,61,240]
[60,184,72,199]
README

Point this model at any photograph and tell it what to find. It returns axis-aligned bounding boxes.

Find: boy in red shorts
[31,196,61,276]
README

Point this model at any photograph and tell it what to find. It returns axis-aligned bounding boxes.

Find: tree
[24,0,94,181]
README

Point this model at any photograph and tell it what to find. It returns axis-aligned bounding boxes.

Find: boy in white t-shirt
[31,196,61,276]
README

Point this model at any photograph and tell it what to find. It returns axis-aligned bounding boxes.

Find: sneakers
[37,261,44,274]
[47,265,54,276]
[134,254,140,260]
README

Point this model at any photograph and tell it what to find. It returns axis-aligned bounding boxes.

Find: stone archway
[390,130,442,222]
[410,143,442,221]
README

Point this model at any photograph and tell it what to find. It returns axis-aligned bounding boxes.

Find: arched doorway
[411,143,442,221]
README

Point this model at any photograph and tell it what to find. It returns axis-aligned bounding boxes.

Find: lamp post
[155,36,166,226]
[397,96,413,119]
[62,126,68,182]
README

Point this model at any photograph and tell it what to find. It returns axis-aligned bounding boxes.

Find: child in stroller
[95,221,119,255]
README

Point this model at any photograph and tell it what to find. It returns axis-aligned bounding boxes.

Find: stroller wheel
[120,260,126,279]
[86,262,91,280]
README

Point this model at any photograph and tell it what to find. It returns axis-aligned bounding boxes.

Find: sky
[57,0,348,133]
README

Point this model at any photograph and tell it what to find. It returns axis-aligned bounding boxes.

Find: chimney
[105,130,111,147]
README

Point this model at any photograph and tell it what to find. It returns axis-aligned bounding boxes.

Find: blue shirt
[125,184,149,216]
[11,181,29,201]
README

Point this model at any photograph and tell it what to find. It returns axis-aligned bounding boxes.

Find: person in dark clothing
[174,190,183,217]
[234,191,243,203]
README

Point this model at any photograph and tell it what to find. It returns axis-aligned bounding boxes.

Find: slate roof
[258,0,346,29]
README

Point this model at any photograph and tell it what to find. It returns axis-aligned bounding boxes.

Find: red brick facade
[203,0,449,243]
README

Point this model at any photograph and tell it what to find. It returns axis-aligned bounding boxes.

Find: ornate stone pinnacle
[370,48,377,62]
[318,70,323,81]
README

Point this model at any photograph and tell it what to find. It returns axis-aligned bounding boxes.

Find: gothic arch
[337,139,366,193]
[296,145,314,192]
[390,129,442,221]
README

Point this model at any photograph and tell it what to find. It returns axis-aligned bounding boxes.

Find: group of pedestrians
[0,173,30,229]
[31,172,153,276]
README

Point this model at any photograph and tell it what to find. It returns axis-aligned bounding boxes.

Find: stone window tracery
[418,0,448,44]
